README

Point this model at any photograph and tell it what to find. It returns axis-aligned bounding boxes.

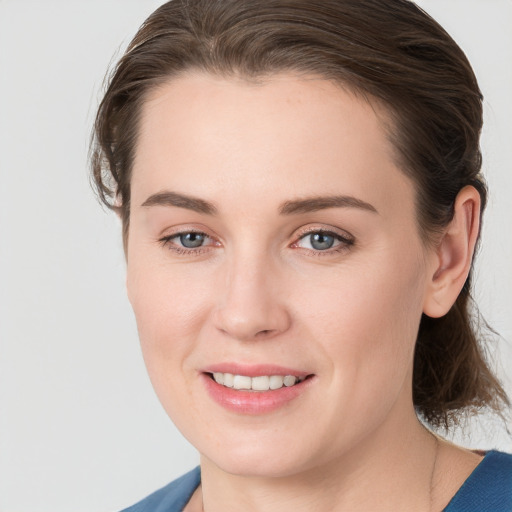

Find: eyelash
[159,230,217,255]
[158,228,355,256]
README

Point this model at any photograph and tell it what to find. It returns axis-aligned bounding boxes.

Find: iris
[309,232,335,250]
[180,232,206,248]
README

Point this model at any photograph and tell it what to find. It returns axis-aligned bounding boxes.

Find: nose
[212,252,291,342]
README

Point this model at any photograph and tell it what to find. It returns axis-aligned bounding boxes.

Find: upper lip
[201,363,312,378]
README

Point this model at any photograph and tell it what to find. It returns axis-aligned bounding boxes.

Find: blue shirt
[122,450,512,512]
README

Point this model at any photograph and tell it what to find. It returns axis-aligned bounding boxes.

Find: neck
[197,409,438,512]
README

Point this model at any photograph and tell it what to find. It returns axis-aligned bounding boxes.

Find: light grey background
[0,1,510,511]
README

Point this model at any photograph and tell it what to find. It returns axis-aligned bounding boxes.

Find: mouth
[207,372,310,391]
[201,367,315,414]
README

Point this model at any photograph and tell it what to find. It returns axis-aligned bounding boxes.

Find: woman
[90,0,511,510]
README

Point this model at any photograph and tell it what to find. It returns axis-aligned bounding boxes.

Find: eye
[293,229,354,253]
[159,230,218,253]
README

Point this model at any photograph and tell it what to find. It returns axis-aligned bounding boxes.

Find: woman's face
[127,73,436,477]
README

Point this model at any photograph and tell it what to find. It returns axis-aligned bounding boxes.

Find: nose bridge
[213,244,290,341]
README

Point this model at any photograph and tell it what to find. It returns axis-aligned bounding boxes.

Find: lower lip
[202,374,313,415]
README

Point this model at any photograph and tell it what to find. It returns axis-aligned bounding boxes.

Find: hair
[90,0,509,428]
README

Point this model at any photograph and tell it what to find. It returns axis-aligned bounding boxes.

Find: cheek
[126,254,211,368]
[304,252,426,386]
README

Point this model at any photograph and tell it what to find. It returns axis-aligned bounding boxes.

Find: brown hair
[90,0,509,428]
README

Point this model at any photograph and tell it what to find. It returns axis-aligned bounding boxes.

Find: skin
[126,72,482,511]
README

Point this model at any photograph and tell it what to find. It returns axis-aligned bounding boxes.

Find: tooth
[214,372,304,390]
[269,375,284,390]
[233,375,252,390]
[283,375,297,387]
[251,375,270,391]
[223,373,234,388]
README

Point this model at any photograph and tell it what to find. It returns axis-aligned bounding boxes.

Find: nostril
[255,329,273,337]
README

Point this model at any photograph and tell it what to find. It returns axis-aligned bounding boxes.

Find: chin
[212,455,304,479]
[199,433,319,479]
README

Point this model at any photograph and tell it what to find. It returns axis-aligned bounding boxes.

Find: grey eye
[179,232,206,248]
[309,232,335,250]
[295,230,353,252]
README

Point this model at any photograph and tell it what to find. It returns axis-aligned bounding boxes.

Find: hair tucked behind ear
[415,282,509,428]
[90,0,509,429]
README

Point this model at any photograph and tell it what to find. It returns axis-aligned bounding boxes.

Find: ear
[423,186,481,318]
[113,195,123,219]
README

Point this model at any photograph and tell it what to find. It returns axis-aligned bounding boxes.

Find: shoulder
[120,466,201,512]
[444,451,512,512]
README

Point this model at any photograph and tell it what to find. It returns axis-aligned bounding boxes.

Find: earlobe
[423,186,481,318]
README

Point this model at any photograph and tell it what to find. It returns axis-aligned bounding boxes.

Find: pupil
[310,233,334,250]
[180,233,205,248]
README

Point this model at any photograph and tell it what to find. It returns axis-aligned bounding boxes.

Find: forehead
[132,72,414,219]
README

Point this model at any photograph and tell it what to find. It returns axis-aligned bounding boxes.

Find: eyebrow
[141,191,218,215]
[279,195,378,215]
[141,191,378,216]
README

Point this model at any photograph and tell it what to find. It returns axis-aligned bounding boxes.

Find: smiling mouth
[208,372,311,391]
